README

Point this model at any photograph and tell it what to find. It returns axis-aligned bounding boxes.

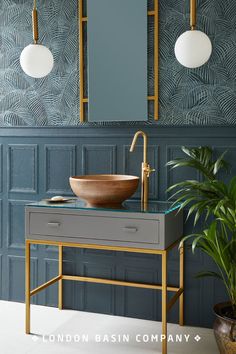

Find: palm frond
[167,146,236,313]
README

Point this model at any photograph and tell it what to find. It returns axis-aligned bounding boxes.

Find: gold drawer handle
[123,227,138,233]
[47,222,61,228]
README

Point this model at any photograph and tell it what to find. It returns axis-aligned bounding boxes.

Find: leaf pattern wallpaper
[0,0,236,126]
[0,0,78,126]
[159,0,236,125]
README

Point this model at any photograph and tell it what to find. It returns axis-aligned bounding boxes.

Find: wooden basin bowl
[69,174,139,208]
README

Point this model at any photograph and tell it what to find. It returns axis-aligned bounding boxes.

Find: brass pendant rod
[32,0,39,44]
[190,0,196,30]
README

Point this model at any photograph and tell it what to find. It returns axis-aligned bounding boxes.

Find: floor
[0,301,218,354]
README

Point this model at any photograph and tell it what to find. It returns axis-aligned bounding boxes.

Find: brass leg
[179,244,184,326]
[25,241,31,334]
[162,251,167,354]
[58,245,63,310]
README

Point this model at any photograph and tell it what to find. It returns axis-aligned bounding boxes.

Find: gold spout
[130,131,155,208]
[130,131,148,163]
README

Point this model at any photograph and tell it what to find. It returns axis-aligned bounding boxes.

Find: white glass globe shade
[174,30,212,68]
[20,44,54,78]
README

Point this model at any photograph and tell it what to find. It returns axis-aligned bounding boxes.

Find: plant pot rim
[214,302,236,323]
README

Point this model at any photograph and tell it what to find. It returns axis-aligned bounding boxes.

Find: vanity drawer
[28,211,160,245]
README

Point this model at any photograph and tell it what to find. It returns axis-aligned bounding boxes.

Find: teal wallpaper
[0,0,236,125]
[0,0,78,126]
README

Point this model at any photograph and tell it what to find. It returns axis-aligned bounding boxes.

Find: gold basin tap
[129,131,155,206]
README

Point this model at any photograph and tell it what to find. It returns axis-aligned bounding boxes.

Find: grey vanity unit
[25,200,183,250]
[25,200,184,354]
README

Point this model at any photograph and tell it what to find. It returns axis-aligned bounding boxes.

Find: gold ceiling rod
[190,0,196,30]
[32,0,39,44]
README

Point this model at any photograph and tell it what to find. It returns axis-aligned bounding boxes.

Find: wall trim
[0,126,236,138]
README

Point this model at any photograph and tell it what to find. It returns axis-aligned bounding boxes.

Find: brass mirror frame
[79,0,159,123]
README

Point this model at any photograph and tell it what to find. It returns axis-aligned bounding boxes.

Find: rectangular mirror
[86,0,148,122]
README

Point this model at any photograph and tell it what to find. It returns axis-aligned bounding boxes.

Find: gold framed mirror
[79,0,159,123]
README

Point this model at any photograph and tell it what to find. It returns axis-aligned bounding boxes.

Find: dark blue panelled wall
[0,126,235,328]
[1,0,236,329]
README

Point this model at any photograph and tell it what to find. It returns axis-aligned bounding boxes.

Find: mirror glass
[87,0,148,122]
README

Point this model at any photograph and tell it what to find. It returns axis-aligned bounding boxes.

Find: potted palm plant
[167,146,236,354]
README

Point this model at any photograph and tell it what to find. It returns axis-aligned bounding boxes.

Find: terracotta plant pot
[213,302,236,354]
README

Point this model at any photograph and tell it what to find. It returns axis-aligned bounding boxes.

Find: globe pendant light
[174,0,212,68]
[20,0,54,78]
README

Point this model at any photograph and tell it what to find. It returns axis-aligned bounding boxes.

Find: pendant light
[174,0,212,68]
[20,0,54,78]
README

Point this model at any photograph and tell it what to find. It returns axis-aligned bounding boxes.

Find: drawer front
[28,212,160,245]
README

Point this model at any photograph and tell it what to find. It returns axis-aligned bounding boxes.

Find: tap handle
[144,165,155,177]
[147,168,155,177]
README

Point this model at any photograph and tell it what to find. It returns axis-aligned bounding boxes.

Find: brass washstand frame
[79,0,159,122]
[25,238,184,354]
